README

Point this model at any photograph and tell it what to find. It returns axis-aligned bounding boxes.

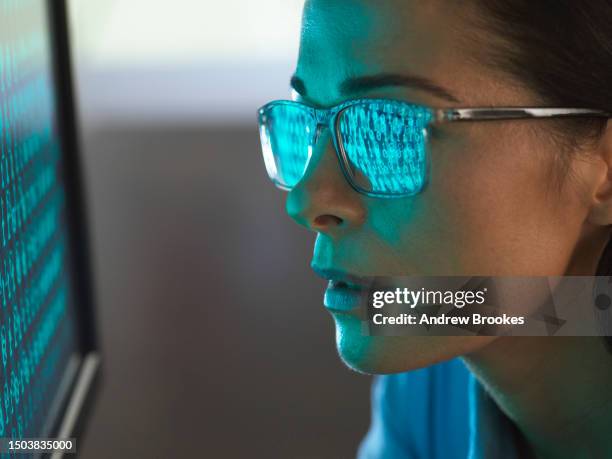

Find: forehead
[295,0,508,106]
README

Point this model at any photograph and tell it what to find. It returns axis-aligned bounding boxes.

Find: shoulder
[357,358,473,459]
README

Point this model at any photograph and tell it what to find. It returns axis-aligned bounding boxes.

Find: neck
[462,337,612,459]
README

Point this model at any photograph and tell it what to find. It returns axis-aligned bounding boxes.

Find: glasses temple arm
[435,107,612,122]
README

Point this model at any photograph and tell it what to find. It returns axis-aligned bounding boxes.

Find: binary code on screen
[0,0,80,448]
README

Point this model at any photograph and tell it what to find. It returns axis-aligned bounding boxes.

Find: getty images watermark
[357,277,612,336]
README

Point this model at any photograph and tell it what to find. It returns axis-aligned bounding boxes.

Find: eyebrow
[290,73,460,103]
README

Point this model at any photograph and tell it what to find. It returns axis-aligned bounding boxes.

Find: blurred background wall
[67,1,373,458]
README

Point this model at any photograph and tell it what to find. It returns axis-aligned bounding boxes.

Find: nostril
[313,214,344,228]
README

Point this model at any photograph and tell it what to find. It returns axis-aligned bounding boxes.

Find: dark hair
[471,1,612,119]
[471,0,612,349]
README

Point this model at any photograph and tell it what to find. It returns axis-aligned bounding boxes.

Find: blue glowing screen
[0,0,81,444]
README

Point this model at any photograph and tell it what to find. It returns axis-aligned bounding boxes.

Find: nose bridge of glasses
[313,123,326,143]
[303,108,341,182]
[312,107,335,144]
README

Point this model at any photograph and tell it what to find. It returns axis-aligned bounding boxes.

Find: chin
[331,313,496,375]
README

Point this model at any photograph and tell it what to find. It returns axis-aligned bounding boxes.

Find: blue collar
[468,375,527,459]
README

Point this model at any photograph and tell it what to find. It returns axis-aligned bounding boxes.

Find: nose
[286,128,366,235]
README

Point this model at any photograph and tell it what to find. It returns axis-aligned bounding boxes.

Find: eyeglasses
[257,98,610,198]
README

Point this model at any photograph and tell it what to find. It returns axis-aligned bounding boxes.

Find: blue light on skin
[321,271,369,313]
[280,1,612,458]
[323,283,360,312]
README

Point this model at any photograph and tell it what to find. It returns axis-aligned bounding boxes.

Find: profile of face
[285,0,612,373]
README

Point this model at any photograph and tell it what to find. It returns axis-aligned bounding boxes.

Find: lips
[329,279,363,290]
[324,281,367,312]
[311,266,370,313]
[311,266,369,287]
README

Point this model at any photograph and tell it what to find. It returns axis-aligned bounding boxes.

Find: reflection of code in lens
[339,101,431,195]
[0,0,79,443]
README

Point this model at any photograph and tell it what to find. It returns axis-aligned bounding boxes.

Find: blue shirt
[357,358,528,459]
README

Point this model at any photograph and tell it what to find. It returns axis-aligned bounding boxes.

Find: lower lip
[323,281,365,313]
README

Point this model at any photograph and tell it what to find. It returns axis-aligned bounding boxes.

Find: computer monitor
[0,0,99,455]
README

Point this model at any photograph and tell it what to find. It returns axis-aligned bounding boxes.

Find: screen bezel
[44,0,101,454]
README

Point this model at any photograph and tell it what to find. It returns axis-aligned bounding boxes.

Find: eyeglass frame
[257,98,612,198]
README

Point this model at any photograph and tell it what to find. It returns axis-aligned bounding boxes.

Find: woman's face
[286,0,606,373]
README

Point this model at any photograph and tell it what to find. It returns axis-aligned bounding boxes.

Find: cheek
[429,128,585,275]
[364,126,585,276]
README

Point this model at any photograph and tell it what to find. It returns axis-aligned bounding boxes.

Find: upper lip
[311,265,370,290]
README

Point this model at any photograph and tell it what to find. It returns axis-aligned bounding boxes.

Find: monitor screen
[0,0,96,448]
